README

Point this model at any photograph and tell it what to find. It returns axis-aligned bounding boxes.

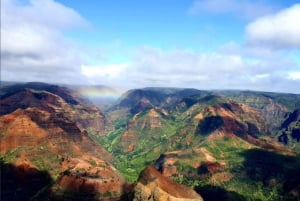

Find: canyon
[1,82,300,200]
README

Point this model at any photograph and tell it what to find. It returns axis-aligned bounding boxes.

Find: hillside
[92,87,300,200]
[2,84,300,200]
[0,83,124,201]
[134,165,203,201]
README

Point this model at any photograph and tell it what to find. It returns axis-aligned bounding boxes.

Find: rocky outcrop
[51,157,125,200]
[133,166,203,201]
[155,148,225,179]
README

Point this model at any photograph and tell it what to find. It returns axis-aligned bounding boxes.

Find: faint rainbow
[78,87,122,100]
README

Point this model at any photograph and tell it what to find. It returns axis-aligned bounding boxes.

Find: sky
[1,0,300,93]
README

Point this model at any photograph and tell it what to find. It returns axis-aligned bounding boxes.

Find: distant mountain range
[1,82,300,201]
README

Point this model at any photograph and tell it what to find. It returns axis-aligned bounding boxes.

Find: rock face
[191,102,293,154]
[0,92,112,160]
[119,108,163,152]
[260,101,288,130]
[194,102,269,138]
[219,91,294,131]
[51,157,125,200]
[0,83,107,135]
[279,109,300,144]
[133,166,203,201]
[127,108,163,130]
[120,130,137,153]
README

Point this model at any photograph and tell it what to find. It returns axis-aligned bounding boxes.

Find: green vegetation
[2,84,300,200]
[169,137,300,201]
[88,108,190,182]
[89,128,125,152]
[0,147,22,163]
[86,88,300,199]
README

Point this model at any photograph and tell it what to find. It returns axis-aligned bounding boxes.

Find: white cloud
[288,72,300,80]
[93,46,294,91]
[188,0,277,19]
[2,0,299,93]
[1,0,89,84]
[81,64,128,78]
[129,47,244,81]
[1,0,88,30]
[246,4,300,49]
[78,44,300,92]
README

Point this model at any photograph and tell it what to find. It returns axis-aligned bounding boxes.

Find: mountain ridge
[0,83,125,201]
[2,82,300,200]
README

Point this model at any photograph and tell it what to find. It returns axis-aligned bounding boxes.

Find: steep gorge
[2,84,300,201]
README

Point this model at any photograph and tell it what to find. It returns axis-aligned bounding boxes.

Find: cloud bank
[1,0,89,83]
[83,3,300,92]
[2,1,300,93]
[246,4,300,49]
[83,44,298,92]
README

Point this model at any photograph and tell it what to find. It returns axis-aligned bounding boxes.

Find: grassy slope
[169,136,300,201]
[89,112,184,182]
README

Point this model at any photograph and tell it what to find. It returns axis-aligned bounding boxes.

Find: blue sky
[58,0,253,52]
[1,0,300,92]
[60,0,297,48]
